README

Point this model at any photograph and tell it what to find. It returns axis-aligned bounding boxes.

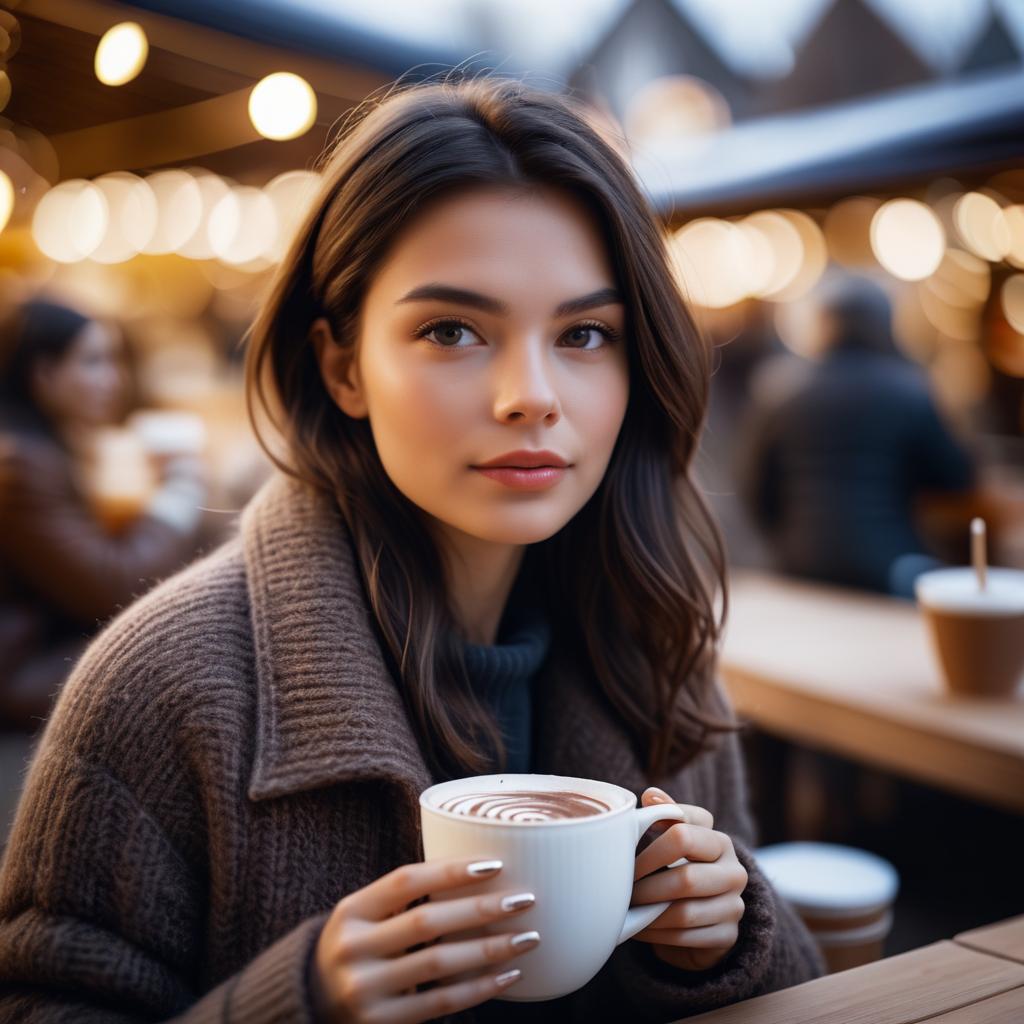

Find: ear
[310,316,368,419]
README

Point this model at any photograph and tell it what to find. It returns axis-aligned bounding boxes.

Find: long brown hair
[244,73,738,785]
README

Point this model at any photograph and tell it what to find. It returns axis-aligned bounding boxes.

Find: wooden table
[718,571,1024,814]
[679,915,1024,1023]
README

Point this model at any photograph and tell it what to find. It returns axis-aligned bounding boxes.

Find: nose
[491,336,561,425]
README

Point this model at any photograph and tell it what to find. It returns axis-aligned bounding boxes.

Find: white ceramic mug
[419,772,688,1001]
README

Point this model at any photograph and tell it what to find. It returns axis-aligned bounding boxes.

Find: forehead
[366,184,617,307]
[70,320,120,354]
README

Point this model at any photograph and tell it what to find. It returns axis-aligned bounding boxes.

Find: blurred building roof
[567,0,754,123]
[756,0,934,117]
[959,5,1022,75]
[632,65,1024,221]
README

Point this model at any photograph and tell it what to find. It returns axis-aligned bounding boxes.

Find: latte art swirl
[437,790,612,822]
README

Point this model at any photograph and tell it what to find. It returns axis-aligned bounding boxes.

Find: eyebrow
[395,284,624,318]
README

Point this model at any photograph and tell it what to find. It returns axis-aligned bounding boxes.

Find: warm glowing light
[1005,205,1024,269]
[0,170,13,234]
[31,179,108,262]
[142,170,203,254]
[94,22,149,86]
[177,171,232,259]
[624,74,731,149]
[762,210,827,301]
[90,172,157,263]
[824,196,881,268]
[263,170,320,262]
[0,70,10,113]
[744,211,803,297]
[668,219,752,308]
[248,72,317,141]
[954,192,1010,262]
[208,185,277,264]
[870,199,944,281]
[1002,275,1024,335]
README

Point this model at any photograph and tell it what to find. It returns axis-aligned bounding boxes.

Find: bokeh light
[0,170,14,234]
[142,170,204,255]
[248,72,317,141]
[31,180,109,262]
[1002,274,1024,335]
[89,172,157,264]
[176,171,232,260]
[954,191,1010,262]
[208,185,277,264]
[94,22,149,87]
[870,199,945,281]
[1004,205,1024,269]
[624,75,731,150]
[823,196,881,268]
[262,169,320,262]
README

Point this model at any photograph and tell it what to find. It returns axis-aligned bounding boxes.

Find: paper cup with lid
[915,566,1024,697]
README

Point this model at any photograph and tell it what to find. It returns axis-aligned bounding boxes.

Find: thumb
[642,786,673,804]
[641,787,675,835]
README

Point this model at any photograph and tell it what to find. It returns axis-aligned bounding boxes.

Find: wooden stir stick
[971,517,987,592]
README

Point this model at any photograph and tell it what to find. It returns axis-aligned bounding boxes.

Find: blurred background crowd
[0,0,1022,964]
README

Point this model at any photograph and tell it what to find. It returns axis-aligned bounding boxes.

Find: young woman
[0,77,824,1022]
[0,298,207,732]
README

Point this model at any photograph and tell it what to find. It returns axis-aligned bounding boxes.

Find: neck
[430,522,526,645]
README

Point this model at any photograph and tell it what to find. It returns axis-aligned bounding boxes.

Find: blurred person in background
[734,273,977,599]
[0,297,208,733]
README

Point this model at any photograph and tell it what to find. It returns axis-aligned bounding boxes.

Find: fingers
[372,965,524,1024]
[632,857,747,905]
[634,824,728,881]
[364,927,540,996]
[356,889,536,958]
[341,857,502,922]
[636,891,746,932]
[632,920,741,949]
[643,790,714,830]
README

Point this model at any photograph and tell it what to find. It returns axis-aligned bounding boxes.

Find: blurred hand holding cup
[127,409,207,468]
[418,772,689,1001]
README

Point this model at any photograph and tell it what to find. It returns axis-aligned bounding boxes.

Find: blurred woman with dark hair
[0,296,208,732]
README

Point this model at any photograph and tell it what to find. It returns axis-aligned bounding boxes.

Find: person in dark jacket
[0,297,208,732]
[735,273,977,598]
[0,79,824,1022]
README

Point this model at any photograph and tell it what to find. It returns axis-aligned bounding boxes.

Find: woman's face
[313,184,630,549]
[31,321,126,427]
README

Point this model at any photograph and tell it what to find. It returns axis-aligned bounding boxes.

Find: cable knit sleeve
[0,575,331,1024]
[562,683,826,1023]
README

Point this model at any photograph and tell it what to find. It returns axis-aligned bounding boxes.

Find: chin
[451,508,575,547]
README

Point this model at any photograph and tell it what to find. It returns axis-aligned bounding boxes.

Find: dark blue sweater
[461,552,551,774]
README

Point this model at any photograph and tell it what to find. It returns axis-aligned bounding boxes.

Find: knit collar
[460,549,552,691]
[239,472,647,809]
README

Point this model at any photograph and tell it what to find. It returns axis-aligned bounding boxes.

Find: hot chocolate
[437,790,612,822]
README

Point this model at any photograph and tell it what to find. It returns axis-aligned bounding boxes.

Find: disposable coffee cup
[754,842,899,974]
[419,773,689,1001]
[914,567,1024,697]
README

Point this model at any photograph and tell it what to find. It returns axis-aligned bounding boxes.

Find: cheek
[363,360,471,487]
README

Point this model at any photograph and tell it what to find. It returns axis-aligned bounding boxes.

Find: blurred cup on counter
[127,409,207,458]
[915,567,1024,697]
[87,427,155,535]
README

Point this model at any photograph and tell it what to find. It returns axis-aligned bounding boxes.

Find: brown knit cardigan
[0,471,825,1022]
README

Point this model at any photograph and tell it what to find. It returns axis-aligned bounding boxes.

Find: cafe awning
[630,66,1024,222]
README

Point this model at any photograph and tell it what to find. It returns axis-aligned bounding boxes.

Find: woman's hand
[629,787,748,973]
[309,857,540,1023]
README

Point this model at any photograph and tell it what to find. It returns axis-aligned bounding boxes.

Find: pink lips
[472,466,567,490]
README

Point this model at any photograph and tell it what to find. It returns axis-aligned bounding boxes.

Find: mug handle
[616,802,689,945]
